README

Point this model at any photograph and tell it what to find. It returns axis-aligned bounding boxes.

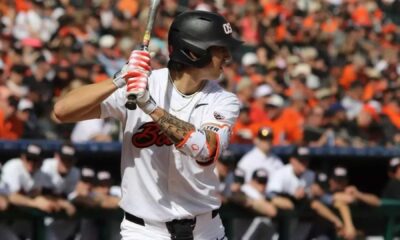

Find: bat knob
[125,94,137,110]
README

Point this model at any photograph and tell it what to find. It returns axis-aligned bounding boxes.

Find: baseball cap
[236,77,253,92]
[315,88,334,100]
[17,98,34,111]
[233,168,245,184]
[80,167,95,183]
[256,127,273,141]
[24,144,43,162]
[252,168,268,184]
[219,149,236,165]
[331,166,348,182]
[315,171,329,190]
[389,157,400,172]
[99,35,116,48]
[292,146,311,163]
[254,84,273,98]
[241,52,258,67]
[96,170,113,186]
[265,94,285,108]
[59,143,77,162]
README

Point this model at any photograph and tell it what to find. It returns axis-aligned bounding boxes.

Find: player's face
[203,47,231,79]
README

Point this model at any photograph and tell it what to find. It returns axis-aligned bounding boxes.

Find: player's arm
[150,108,219,162]
[53,79,117,123]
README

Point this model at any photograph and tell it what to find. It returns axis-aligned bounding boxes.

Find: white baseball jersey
[1,158,51,194]
[237,147,283,183]
[101,68,240,222]
[266,164,315,197]
[40,158,80,196]
[241,183,264,200]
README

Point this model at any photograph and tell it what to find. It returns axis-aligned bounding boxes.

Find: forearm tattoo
[155,109,195,144]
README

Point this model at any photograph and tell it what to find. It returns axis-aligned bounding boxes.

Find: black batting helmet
[168,10,243,68]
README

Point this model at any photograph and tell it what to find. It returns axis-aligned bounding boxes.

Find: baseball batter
[53,10,242,240]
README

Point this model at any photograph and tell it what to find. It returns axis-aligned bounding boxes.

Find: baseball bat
[125,0,161,110]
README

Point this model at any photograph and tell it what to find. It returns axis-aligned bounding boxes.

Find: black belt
[124,209,219,227]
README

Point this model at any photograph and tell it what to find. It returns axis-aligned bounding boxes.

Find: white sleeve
[100,87,126,122]
[1,163,21,193]
[200,93,240,157]
[266,171,284,196]
[201,93,240,128]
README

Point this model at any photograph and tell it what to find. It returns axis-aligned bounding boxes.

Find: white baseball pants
[120,212,227,240]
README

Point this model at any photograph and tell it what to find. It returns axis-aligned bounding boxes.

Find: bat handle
[125,94,137,110]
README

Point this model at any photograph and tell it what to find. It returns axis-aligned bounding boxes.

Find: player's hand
[32,196,56,213]
[125,50,151,98]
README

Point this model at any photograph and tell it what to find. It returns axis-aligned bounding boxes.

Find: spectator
[70,118,116,142]
[382,157,400,199]
[249,84,273,122]
[256,94,303,145]
[0,95,23,140]
[17,98,44,139]
[230,105,254,144]
[237,127,283,183]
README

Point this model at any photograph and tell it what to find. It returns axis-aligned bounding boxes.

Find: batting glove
[125,50,157,114]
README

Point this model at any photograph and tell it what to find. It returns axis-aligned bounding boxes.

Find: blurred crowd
[0,0,399,148]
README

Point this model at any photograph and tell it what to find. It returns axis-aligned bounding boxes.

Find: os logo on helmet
[222,23,233,34]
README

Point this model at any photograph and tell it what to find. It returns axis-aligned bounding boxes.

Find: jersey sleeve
[1,163,22,193]
[100,87,126,122]
[200,92,240,162]
[266,171,284,198]
[201,93,240,128]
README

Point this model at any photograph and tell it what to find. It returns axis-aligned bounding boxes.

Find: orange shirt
[230,121,254,144]
[0,111,23,140]
[382,104,400,129]
[250,108,303,145]
[250,101,268,123]
[339,64,357,90]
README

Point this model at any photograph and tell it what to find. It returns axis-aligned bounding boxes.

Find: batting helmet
[168,10,243,68]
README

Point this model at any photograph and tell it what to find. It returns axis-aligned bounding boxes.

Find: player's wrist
[112,65,128,88]
[137,91,157,114]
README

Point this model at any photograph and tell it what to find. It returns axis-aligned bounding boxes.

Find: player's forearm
[150,108,218,153]
[356,192,381,207]
[334,201,355,229]
[311,200,342,226]
[53,79,117,123]
[8,193,35,208]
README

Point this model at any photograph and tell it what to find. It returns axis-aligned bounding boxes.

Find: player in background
[41,142,80,240]
[53,10,242,240]
[237,127,283,183]
[0,144,57,239]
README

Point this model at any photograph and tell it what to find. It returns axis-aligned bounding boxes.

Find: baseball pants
[120,211,227,240]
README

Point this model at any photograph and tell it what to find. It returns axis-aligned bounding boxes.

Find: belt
[124,209,219,227]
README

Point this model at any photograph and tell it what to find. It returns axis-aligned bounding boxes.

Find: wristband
[112,65,128,88]
[137,91,157,114]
